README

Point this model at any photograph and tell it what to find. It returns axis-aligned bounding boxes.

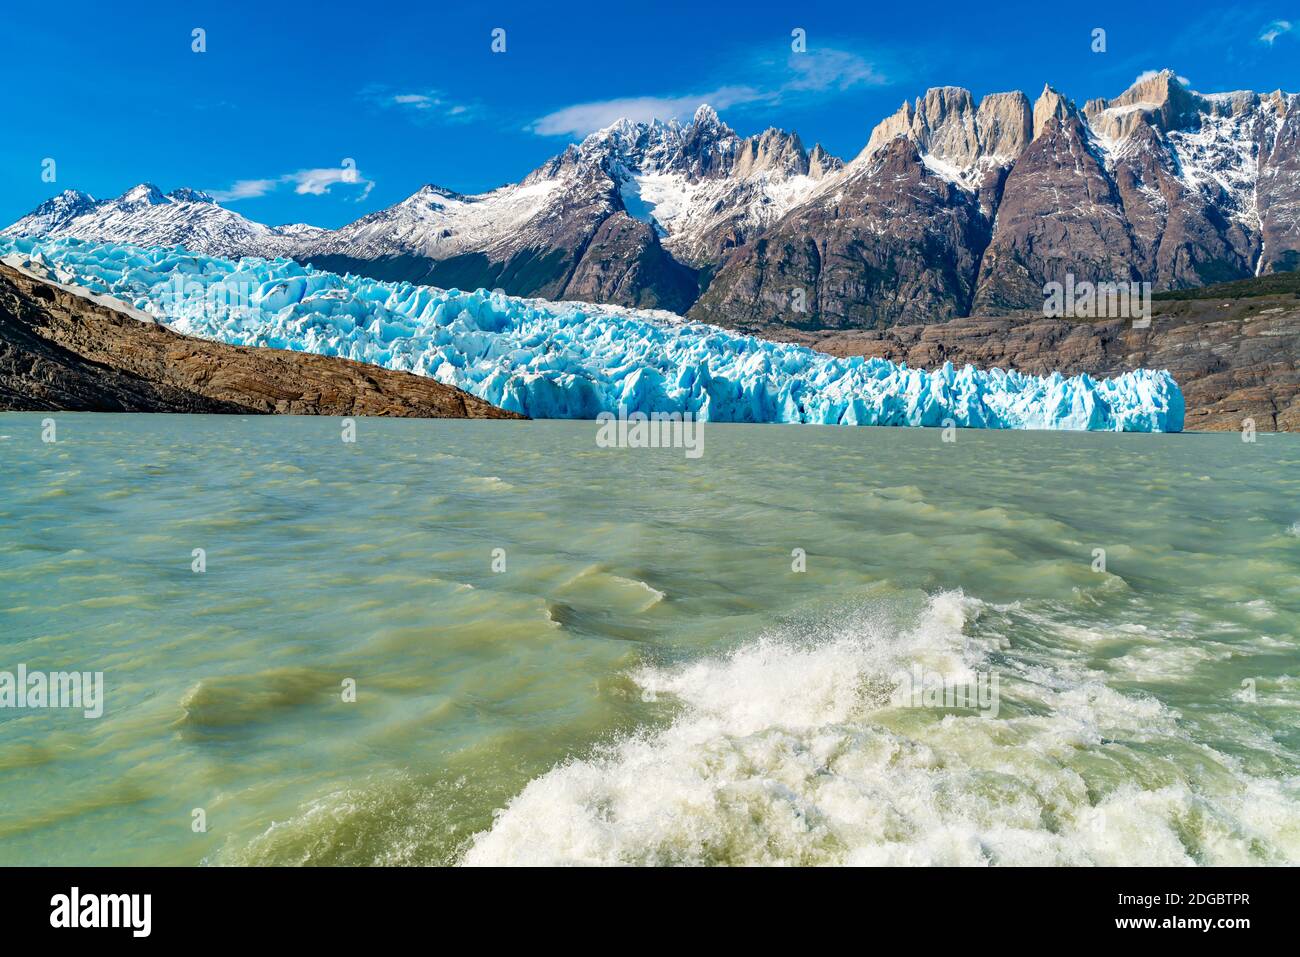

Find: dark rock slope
[0,264,521,418]
[689,136,990,331]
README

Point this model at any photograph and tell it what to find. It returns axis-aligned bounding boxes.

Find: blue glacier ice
[0,236,1184,431]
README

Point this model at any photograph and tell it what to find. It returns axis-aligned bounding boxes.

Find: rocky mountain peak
[38,189,98,215]
[1085,69,1204,140]
[807,143,844,179]
[48,188,96,206]
[119,183,168,206]
[569,105,746,181]
[167,188,215,204]
[863,99,918,158]
[678,105,739,178]
[412,184,464,201]
[914,87,980,164]
[862,86,1031,170]
[522,143,582,185]
[1032,85,1075,139]
[734,127,808,178]
[691,103,722,128]
[1115,69,1189,108]
[5,189,101,237]
[975,91,1034,160]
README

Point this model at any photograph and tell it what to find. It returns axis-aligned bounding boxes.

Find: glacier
[0,236,1184,431]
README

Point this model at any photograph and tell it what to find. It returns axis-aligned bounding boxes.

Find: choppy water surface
[0,414,1297,865]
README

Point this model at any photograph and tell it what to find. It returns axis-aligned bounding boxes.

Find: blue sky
[1,0,1296,228]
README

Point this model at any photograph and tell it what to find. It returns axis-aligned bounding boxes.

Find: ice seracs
[0,235,1185,432]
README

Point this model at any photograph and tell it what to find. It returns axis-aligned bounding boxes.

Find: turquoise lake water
[1,414,1297,865]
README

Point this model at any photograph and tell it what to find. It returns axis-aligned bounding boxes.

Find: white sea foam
[462,592,1300,866]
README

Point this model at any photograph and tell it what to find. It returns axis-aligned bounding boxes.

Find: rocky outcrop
[1032,85,1074,139]
[862,87,1032,168]
[973,114,1137,313]
[733,127,809,179]
[976,92,1035,160]
[807,144,843,179]
[561,212,698,311]
[1083,69,1202,140]
[689,136,989,331]
[0,264,521,418]
[1258,93,1300,274]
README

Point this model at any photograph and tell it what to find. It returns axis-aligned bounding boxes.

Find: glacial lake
[1,414,1297,865]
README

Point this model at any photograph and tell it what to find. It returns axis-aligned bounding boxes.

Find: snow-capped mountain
[4,185,324,259]
[576,105,842,264]
[6,70,1297,331]
[693,71,1299,330]
[286,105,839,311]
[10,189,102,235]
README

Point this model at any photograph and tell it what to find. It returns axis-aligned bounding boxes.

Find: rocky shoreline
[0,263,522,419]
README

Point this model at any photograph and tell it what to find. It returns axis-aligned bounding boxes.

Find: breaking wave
[461,592,1299,866]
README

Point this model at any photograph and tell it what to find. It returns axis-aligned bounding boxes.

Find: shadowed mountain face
[0,263,521,418]
[688,136,991,332]
[5,73,1297,333]
[971,114,1138,314]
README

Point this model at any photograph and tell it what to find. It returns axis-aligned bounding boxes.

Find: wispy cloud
[211,178,279,202]
[1133,69,1192,86]
[1259,19,1293,44]
[210,166,374,203]
[362,86,477,123]
[530,46,888,137]
[782,48,888,92]
[531,86,765,137]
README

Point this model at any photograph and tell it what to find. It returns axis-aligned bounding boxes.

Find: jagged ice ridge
[0,236,1184,431]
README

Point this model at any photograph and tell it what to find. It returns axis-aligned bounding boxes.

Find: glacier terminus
[0,236,1184,432]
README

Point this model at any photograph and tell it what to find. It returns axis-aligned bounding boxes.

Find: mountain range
[7,70,1298,334]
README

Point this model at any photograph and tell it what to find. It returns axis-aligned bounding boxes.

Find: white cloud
[784,48,887,92]
[290,167,354,196]
[363,86,477,122]
[531,87,764,137]
[209,166,373,203]
[530,46,887,137]
[1260,19,1293,44]
[209,178,278,202]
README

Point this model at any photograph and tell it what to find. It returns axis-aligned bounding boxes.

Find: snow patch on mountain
[578,111,831,263]
[919,153,981,191]
[629,168,822,258]
[1167,111,1271,227]
[305,179,567,260]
